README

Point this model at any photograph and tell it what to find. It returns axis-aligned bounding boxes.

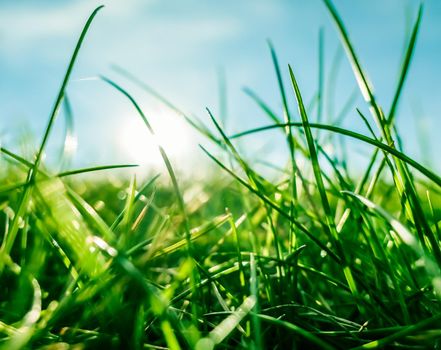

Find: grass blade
[230,122,441,188]
[288,64,358,296]
[268,42,298,199]
[0,5,104,265]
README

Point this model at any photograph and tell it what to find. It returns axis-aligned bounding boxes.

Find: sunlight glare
[119,107,191,168]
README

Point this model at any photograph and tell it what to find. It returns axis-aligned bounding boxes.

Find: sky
[0,0,440,177]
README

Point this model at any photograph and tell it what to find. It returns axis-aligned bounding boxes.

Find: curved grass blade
[242,88,309,159]
[58,164,138,177]
[100,76,192,248]
[0,156,138,194]
[111,65,216,143]
[254,313,336,350]
[230,122,441,188]
[352,313,441,349]
[33,5,104,175]
[0,5,104,266]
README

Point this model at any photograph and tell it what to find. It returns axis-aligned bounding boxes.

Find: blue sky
[0,0,440,175]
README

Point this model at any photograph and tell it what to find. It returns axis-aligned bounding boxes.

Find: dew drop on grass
[320,250,327,258]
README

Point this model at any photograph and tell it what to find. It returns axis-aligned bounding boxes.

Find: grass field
[2,1,441,349]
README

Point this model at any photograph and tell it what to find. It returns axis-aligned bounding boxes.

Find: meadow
[1,1,441,349]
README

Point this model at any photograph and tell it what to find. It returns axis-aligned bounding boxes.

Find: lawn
[1,1,441,349]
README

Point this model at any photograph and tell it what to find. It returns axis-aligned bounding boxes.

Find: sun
[119,108,191,168]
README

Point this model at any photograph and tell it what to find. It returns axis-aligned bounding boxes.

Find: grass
[1,1,441,349]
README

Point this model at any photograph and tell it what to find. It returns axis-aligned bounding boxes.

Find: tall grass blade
[288,65,358,295]
[0,5,104,265]
[268,42,298,199]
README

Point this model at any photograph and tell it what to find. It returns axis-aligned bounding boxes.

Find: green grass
[1,1,441,349]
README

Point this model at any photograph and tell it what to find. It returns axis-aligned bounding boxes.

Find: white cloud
[0,0,150,44]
